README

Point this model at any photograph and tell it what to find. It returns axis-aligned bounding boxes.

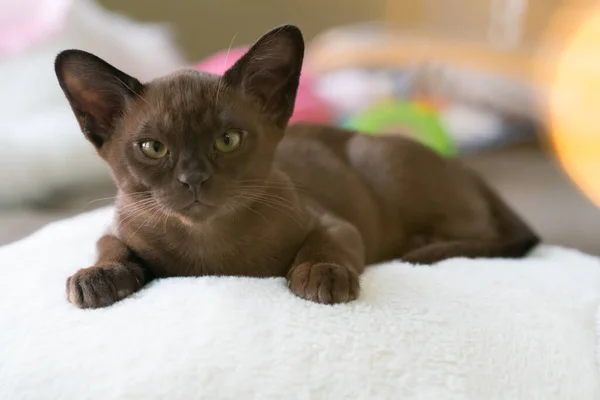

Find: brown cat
[55,25,539,309]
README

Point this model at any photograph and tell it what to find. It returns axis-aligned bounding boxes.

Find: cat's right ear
[54,50,144,149]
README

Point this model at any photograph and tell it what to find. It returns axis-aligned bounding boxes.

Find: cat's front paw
[66,263,143,309]
[287,262,360,305]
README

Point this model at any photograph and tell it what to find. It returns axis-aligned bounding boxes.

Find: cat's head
[54,25,304,219]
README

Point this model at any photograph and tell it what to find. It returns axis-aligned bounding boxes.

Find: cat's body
[121,123,528,279]
[56,25,539,309]
[275,125,511,263]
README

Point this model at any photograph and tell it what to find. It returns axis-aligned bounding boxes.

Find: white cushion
[1,207,600,399]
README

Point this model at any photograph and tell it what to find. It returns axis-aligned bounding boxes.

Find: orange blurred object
[542,3,600,208]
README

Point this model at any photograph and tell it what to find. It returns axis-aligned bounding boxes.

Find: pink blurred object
[0,0,72,57]
[194,47,334,125]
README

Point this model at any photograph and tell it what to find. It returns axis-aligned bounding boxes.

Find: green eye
[215,131,242,153]
[140,140,168,159]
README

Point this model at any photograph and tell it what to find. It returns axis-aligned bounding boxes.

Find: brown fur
[55,25,539,308]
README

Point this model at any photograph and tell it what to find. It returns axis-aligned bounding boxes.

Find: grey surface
[0,185,116,246]
[0,144,599,255]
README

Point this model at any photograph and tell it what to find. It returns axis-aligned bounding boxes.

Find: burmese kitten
[55,25,539,308]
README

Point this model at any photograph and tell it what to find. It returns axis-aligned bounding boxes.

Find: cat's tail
[402,176,540,265]
[474,175,540,258]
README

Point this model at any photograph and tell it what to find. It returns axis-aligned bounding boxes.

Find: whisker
[236,181,310,194]
[239,190,297,209]
[84,196,119,208]
[117,198,156,214]
[232,189,297,210]
[124,203,163,245]
[215,32,238,107]
[233,185,300,203]
[163,210,171,234]
[84,191,152,209]
[235,193,304,227]
[112,75,156,113]
[117,200,159,232]
[230,198,269,223]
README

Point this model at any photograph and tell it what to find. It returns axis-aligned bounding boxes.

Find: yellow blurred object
[542,3,600,208]
[306,28,536,82]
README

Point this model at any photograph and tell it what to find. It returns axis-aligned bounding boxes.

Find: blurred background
[1,0,600,254]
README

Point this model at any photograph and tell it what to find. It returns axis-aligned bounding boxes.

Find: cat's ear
[223,25,304,127]
[54,50,144,149]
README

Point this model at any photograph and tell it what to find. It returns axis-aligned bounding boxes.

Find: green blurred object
[343,101,457,157]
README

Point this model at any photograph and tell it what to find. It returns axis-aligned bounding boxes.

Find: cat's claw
[66,263,142,309]
[287,262,359,305]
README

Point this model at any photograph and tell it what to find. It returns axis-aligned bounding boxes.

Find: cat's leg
[400,212,538,265]
[401,171,539,265]
[401,237,538,265]
[287,214,365,305]
[66,234,151,308]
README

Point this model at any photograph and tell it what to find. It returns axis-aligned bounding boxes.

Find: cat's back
[276,123,492,261]
[276,123,464,194]
[276,123,379,201]
[278,123,443,168]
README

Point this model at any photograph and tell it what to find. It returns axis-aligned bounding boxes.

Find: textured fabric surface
[1,207,600,399]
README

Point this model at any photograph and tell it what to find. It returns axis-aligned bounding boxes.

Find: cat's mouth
[179,199,216,215]
[169,200,215,226]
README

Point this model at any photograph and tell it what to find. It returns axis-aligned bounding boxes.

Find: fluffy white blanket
[1,207,600,399]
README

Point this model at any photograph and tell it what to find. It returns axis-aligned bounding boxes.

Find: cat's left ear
[223,25,304,128]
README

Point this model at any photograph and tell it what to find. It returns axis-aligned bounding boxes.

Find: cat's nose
[178,172,210,195]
